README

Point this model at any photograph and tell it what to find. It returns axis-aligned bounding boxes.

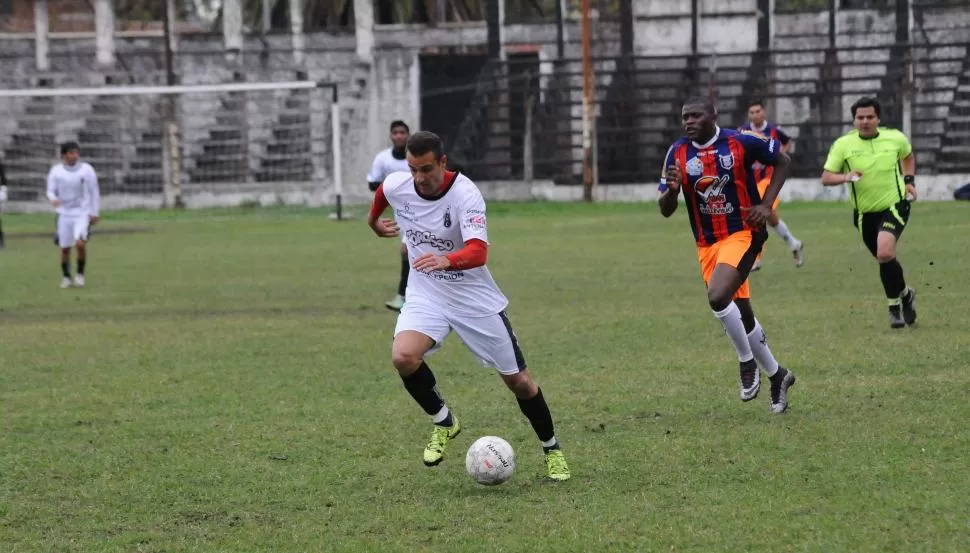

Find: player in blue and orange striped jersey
[739,100,804,270]
[658,97,796,414]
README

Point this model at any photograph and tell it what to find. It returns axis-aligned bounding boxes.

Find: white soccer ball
[465,436,516,486]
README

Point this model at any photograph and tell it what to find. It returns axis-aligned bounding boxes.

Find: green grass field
[1,201,969,552]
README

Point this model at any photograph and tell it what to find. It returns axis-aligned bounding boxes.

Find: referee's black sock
[61,262,70,278]
[77,259,85,275]
[516,388,559,451]
[397,250,409,297]
[401,362,452,426]
[879,259,906,302]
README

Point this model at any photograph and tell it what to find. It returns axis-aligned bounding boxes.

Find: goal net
[0,81,344,211]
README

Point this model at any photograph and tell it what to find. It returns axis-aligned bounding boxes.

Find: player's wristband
[903,175,915,186]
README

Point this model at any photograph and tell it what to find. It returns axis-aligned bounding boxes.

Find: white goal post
[0,80,348,217]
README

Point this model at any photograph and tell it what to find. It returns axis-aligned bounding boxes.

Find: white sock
[772,219,798,249]
[541,437,558,449]
[432,405,450,425]
[713,303,754,362]
[747,319,779,377]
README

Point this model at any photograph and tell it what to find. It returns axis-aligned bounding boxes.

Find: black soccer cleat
[738,359,760,402]
[889,305,905,329]
[769,367,796,414]
[901,287,917,326]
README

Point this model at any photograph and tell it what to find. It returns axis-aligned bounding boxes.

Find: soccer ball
[465,436,516,486]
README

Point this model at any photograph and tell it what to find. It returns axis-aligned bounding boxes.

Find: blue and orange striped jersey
[658,127,781,247]
[738,122,791,182]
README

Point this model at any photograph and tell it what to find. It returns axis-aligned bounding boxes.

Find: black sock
[397,252,409,297]
[879,259,906,300]
[516,388,558,450]
[77,259,85,275]
[401,362,448,422]
[61,262,70,278]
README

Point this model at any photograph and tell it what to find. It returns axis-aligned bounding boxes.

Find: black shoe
[738,359,760,402]
[769,367,796,414]
[889,305,905,329]
[901,287,917,326]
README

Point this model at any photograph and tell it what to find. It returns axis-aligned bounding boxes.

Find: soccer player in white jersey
[366,131,571,481]
[367,120,411,312]
[46,142,100,288]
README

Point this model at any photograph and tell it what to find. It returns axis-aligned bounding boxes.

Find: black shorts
[853,200,911,257]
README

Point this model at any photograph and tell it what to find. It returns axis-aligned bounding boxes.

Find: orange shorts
[757,177,781,212]
[697,230,765,300]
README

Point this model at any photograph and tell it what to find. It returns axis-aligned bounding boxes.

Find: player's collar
[752,121,768,132]
[391,147,406,160]
[692,126,721,149]
[414,170,459,201]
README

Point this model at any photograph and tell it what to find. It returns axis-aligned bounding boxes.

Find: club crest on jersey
[718,153,735,170]
[686,157,704,176]
[443,207,452,228]
[693,174,730,202]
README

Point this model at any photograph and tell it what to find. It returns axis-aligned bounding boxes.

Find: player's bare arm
[821,169,863,186]
[414,238,489,273]
[901,153,917,201]
[658,164,681,217]
[412,252,451,272]
[366,183,400,238]
[747,151,791,227]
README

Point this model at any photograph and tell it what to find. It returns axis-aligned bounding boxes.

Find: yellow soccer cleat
[545,449,571,481]
[423,417,461,466]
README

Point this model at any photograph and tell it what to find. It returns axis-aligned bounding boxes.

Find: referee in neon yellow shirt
[821,97,918,329]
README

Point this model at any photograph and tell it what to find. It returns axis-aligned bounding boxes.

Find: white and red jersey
[380,171,508,317]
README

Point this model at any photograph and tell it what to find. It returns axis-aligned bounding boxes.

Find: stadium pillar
[34,0,49,73]
[581,0,595,202]
[555,0,565,59]
[619,0,633,57]
[828,0,837,49]
[223,0,244,63]
[353,0,375,64]
[486,0,501,59]
[757,0,771,50]
[895,0,911,44]
[690,0,699,55]
[93,0,115,69]
[290,0,306,65]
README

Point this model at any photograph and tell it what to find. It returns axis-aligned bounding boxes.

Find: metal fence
[442,41,970,184]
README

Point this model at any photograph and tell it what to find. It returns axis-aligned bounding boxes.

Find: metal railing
[438,41,970,184]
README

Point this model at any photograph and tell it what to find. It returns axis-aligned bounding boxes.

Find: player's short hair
[747,99,765,109]
[390,120,409,133]
[851,97,881,118]
[60,141,80,155]
[406,131,444,161]
[682,96,717,116]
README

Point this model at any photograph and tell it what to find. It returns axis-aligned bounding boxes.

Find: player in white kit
[367,120,411,313]
[46,142,100,288]
[367,131,571,481]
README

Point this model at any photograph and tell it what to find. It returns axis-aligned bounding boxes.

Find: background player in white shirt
[367,120,411,312]
[46,142,100,288]
[366,131,571,481]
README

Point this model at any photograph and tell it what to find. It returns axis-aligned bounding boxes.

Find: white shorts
[56,215,90,248]
[394,302,526,375]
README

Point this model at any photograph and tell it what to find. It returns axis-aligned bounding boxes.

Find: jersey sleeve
[658,144,677,192]
[365,153,384,184]
[459,186,489,245]
[736,131,780,166]
[46,166,58,201]
[894,130,913,159]
[775,127,792,145]
[84,165,100,216]
[822,138,847,173]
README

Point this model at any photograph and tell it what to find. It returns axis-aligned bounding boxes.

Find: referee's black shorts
[853,199,911,257]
